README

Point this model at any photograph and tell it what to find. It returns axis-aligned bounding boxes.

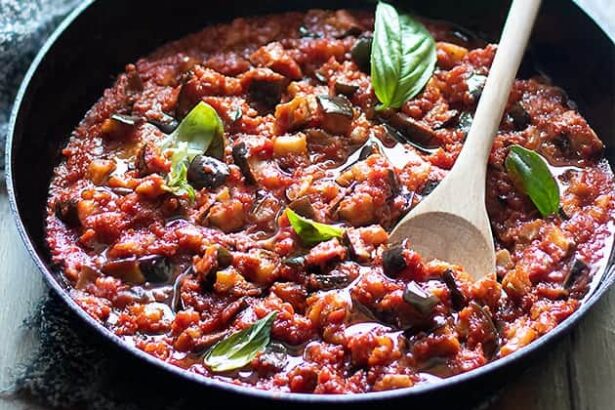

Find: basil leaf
[370,2,436,109]
[161,102,225,199]
[204,311,277,372]
[164,142,196,201]
[170,101,225,159]
[286,208,344,246]
[505,145,560,216]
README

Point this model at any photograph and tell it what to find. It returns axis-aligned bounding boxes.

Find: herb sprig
[370,2,436,109]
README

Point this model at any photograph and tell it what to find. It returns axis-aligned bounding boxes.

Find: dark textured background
[0,0,81,169]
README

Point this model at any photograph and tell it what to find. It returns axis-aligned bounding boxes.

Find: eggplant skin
[248,78,286,114]
[442,269,466,311]
[54,199,80,227]
[351,35,372,72]
[317,95,354,135]
[382,245,407,277]
[139,255,173,283]
[187,155,230,190]
[403,281,439,316]
[232,142,256,184]
[288,196,316,219]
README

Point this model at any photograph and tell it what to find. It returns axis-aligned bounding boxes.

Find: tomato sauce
[46,9,614,393]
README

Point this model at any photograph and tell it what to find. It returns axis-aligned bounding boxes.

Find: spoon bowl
[390,210,495,280]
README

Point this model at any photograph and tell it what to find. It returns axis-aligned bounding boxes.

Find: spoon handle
[453,0,542,193]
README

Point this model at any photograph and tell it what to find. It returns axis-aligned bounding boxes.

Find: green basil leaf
[161,102,225,199]
[505,145,560,216]
[204,311,277,372]
[170,101,225,159]
[164,142,196,201]
[286,208,345,246]
[370,2,436,109]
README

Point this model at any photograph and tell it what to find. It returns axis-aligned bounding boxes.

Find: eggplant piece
[345,228,370,263]
[114,112,178,134]
[428,315,448,332]
[240,249,281,285]
[421,180,440,196]
[448,26,486,49]
[379,110,440,151]
[317,95,353,135]
[311,69,327,85]
[305,128,334,146]
[288,196,316,219]
[334,80,359,96]
[442,269,466,311]
[175,79,200,119]
[283,255,306,269]
[248,77,286,115]
[138,255,173,283]
[102,255,174,284]
[307,271,352,291]
[564,256,590,289]
[317,95,353,117]
[232,142,256,184]
[101,114,141,139]
[187,155,230,190]
[148,117,179,134]
[250,193,282,231]
[351,36,372,72]
[55,198,80,227]
[113,287,153,308]
[358,140,381,160]
[508,102,531,131]
[434,109,460,130]
[403,281,439,316]
[382,245,407,278]
[135,142,160,177]
[331,10,363,38]
[553,134,573,156]
[469,301,499,358]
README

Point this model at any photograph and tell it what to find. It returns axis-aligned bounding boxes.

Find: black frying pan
[5,0,615,407]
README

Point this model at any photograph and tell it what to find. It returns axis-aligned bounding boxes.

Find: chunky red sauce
[46,9,614,394]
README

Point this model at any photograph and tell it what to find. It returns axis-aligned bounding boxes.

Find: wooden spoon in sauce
[389,0,542,279]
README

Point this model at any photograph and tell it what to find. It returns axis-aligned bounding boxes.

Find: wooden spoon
[389,0,542,279]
